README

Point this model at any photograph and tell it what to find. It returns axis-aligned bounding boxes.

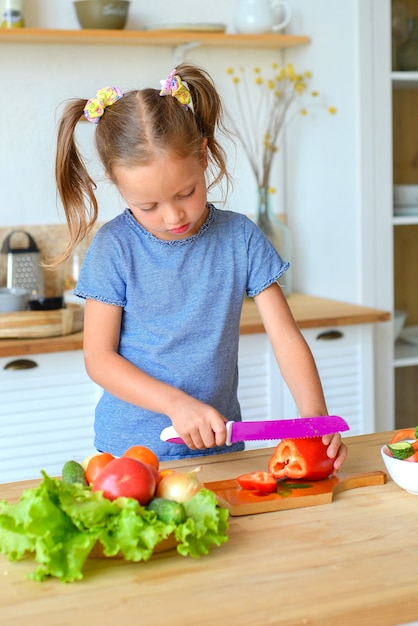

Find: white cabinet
[0,350,100,483]
[238,334,282,449]
[282,325,375,437]
[238,325,374,448]
[0,324,375,475]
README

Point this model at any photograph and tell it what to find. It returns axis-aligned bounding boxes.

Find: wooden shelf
[0,27,310,48]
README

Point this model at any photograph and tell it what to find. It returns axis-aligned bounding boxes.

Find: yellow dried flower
[226,63,334,189]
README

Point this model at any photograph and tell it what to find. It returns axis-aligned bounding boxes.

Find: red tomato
[146,463,161,486]
[268,437,335,481]
[92,457,156,505]
[236,471,277,493]
[85,452,115,484]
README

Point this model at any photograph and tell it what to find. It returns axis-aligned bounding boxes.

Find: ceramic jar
[235,0,291,34]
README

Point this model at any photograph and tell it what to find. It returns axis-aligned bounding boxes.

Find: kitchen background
[1,0,367,302]
[1,1,400,479]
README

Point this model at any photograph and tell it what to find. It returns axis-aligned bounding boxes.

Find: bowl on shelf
[73,0,130,30]
[394,309,407,341]
[381,444,418,495]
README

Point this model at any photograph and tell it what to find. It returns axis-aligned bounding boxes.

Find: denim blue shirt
[74,205,289,460]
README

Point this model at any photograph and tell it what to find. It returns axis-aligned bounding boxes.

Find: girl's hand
[322,432,348,473]
[169,397,227,450]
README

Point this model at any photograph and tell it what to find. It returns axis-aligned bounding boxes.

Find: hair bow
[159,69,192,110]
[83,86,123,123]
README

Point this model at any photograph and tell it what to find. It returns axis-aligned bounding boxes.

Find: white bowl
[381,444,418,495]
[0,287,29,313]
[394,309,407,341]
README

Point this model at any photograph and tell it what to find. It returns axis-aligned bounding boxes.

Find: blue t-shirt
[74,205,289,460]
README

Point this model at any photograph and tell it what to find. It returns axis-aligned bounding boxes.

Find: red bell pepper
[390,427,418,444]
[268,437,335,481]
[236,471,277,493]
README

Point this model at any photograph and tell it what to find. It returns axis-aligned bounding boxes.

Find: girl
[55,63,347,467]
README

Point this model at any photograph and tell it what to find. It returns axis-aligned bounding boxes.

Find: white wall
[0,0,370,304]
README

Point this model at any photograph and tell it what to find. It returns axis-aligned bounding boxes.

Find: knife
[160,415,350,446]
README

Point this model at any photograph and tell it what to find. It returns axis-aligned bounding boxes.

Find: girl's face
[113,149,209,241]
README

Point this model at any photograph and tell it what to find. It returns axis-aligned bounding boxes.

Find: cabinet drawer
[286,325,375,436]
[0,351,100,483]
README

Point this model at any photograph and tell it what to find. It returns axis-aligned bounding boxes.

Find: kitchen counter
[0,431,415,626]
[0,293,390,357]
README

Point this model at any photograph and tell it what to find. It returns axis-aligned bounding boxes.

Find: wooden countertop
[0,430,416,626]
[0,293,390,357]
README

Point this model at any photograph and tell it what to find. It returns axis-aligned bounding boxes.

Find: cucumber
[62,460,88,485]
[387,441,415,460]
[147,498,186,524]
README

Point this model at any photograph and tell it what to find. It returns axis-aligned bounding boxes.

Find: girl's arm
[82,299,227,450]
[254,282,347,470]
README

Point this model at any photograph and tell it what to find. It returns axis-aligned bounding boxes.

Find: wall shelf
[0,28,310,48]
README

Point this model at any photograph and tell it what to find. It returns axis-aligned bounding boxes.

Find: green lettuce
[0,472,229,583]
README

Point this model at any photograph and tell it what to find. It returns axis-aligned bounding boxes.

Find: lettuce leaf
[0,473,229,583]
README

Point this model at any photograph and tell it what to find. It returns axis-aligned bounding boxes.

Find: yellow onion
[156,467,203,503]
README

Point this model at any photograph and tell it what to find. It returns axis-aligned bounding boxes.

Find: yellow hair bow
[159,69,192,110]
[83,86,123,124]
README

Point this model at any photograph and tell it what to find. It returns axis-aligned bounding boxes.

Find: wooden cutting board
[205,470,387,516]
[0,304,83,338]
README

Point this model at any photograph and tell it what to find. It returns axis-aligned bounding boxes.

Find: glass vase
[255,186,292,297]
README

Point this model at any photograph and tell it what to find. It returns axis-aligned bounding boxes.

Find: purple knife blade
[160,415,349,446]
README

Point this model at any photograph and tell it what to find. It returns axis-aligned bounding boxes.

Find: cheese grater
[1,230,45,299]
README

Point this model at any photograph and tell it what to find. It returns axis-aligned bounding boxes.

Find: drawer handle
[4,358,38,371]
[316,330,344,341]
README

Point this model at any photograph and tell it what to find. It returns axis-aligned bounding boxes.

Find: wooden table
[1,431,413,626]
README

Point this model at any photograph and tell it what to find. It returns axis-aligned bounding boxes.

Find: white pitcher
[235,0,291,34]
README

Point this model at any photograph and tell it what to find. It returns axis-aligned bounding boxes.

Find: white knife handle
[225,421,234,446]
[160,421,234,445]
[160,426,182,443]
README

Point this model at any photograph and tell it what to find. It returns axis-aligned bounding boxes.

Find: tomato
[236,471,277,493]
[390,428,418,444]
[85,452,115,484]
[123,445,159,470]
[92,457,156,504]
[268,437,335,481]
[159,468,175,481]
[145,463,161,486]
